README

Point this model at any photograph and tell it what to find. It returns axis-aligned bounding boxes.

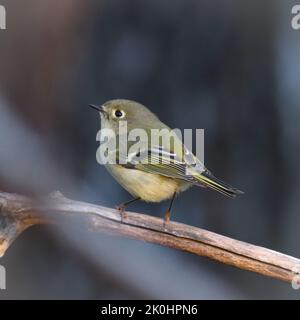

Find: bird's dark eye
[114,109,123,118]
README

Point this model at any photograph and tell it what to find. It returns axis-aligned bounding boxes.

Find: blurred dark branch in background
[0,191,299,284]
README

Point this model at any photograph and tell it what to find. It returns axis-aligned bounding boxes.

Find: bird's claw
[163,210,171,230]
[116,204,127,222]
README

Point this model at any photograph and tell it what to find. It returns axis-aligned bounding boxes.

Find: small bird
[89,99,243,223]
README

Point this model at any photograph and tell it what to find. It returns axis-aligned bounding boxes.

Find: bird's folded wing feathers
[122,145,205,183]
[119,146,243,197]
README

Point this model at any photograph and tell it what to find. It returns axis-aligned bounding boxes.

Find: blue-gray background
[0,0,299,299]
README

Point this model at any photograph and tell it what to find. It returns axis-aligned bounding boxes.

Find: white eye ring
[113,109,126,119]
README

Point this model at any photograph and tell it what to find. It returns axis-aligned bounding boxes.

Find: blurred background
[0,0,299,299]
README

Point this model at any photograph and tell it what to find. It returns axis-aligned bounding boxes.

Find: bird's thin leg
[117,197,141,222]
[164,192,177,226]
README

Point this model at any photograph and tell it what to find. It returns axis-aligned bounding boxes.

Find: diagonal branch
[0,191,299,284]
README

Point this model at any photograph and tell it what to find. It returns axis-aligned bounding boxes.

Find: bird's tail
[193,170,244,198]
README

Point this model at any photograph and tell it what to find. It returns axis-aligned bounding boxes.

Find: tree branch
[0,191,299,284]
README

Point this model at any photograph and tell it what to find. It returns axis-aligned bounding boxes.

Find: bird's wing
[108,129,204,181]
[119,136,205,184]
[114,132,243,197]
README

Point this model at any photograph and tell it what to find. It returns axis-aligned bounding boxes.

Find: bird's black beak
[88,104,105,113]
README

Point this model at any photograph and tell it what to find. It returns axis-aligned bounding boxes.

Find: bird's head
[89,99,161,132]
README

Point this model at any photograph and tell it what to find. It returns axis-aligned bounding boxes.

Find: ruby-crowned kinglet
[89,99,243,223]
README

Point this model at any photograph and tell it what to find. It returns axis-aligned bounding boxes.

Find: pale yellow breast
[106,164,191,202]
